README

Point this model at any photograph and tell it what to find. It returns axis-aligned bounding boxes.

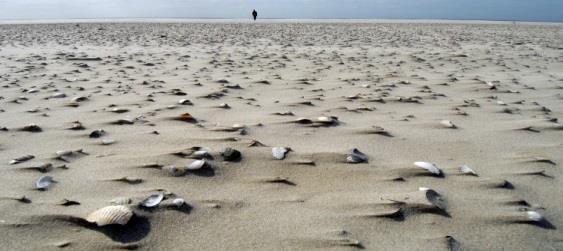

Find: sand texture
[1,22,563,250]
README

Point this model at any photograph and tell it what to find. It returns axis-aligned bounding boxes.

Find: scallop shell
[187,160,206,170]
[140,193,164,208]
[460,164,478,176]
[272,147,290,160]
[414,162,442,176]
[36,175,54,190]
[86,205,133,226]
[163,165,187,177]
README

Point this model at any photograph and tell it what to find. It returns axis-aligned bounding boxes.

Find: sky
[0,0,562,22]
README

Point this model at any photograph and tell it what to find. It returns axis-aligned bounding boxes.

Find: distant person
[252,9,258,21]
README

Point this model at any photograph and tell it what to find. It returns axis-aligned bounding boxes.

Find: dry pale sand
[0,22,562,250]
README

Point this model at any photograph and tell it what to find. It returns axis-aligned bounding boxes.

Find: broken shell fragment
[440,120,456,129]
[86,205,133,226]
[175,113,197,123]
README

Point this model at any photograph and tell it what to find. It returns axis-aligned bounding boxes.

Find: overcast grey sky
[1,0,562,22]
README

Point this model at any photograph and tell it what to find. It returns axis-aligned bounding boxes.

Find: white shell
[163,165,187,176]
[51,92,66,98]
[178,99,192,105]
[272,147,289,160]
[460,164,478,176]
[440,120,456,128]
[497,100,507,106]
[316,116,334,123]
[86,205,133,226]
[172,198,185,208]
[56,150,73,157]
[36,175,53,190]
[527,211,544,222]
[187,160,205,170]
[101,139,116,145]
[193,150,211,158]
[414,162,442,176]
[141,193,164,208]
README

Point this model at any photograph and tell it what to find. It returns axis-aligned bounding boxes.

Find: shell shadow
[33,214,151,243]
[515,218,557,230]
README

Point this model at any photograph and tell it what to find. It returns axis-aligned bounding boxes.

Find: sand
[0,21,562,250]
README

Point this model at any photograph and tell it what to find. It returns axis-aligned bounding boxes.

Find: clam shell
[440,120,456,128]
[86,205,133,226]
[414,162,442,176]
[163,165,187,177]
[36,175,54,190]
[187,160,206,170]
[141,193,164,208]
[460,164,478,176]
[272,147,290,160]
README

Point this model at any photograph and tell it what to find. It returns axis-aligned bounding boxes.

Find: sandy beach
[0,21,562,250]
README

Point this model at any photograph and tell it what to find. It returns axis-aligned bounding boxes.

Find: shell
[101,139,116,145]
[175,113,197,123]
[187,160,206,170]
[86,205,133,226]
[272,147,290,160]
[111,108,130,113]
[9,155,35,165]
[36,175,54,190]
[71,96,89,102]
[89,129,105,138]
[346,148,368,163]
[315,116,337,124]
[51,92,66,98]
[460,164,478,176]
[172,198,185,208]
[163,165,187,177]
[440,120,456,128]
[141,193,164,208]
[110,197,132,205]
[178,99,193,105]
[526,211,544,222]
[414,162,443,176]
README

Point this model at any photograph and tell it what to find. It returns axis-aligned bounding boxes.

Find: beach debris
[272,147,290,160]
[19,124,42,132]
[140,193,164,208]
[221,147,241,161]
[440,120,456,129]
[89,129,105,138]
[460,164,478,176]
[163,165,187,177]
[346,148,368,163]
[414,162,443,176]
[9,155,35,165]
[187,159,206,170]
[36,175,54,190]
[86,205,133,226]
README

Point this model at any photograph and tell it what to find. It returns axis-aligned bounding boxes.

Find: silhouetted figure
[252,9,258,21]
